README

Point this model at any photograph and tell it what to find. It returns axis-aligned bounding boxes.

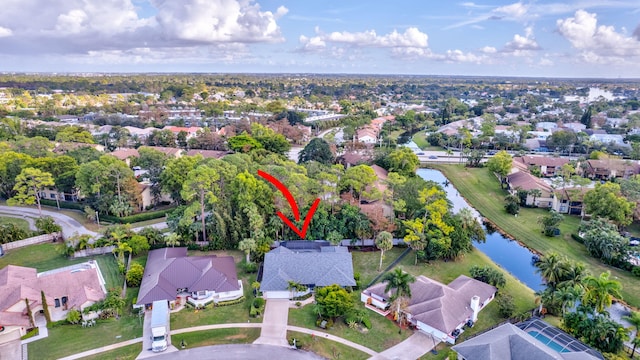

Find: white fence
[1,232,62,251]
[73,246,116,258]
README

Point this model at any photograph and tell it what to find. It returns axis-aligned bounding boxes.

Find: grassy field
[0,216,32,232]
[0,243,88,271]
[28,315,143,359]
[171,328,260,349]
[81,344,141,360]
[287,331,370,360]
[412,130,430,149]
[433,164,640,308]
[96,255,124,290]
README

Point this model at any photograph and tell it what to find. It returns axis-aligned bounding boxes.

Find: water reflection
[416,168,544,291]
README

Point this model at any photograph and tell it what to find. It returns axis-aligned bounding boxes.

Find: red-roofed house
[0,262,107,338]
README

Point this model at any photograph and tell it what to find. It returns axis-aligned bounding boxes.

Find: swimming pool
[528,331,570,353]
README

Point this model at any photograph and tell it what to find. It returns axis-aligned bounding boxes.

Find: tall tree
[535,252,570,291]
[238,238,257,263]
[624,311,640,358]
[8,167,55,216]
[386,147,419,177]
[339,164,377,203]
[486,150,512,187]
[375,231,393,271]
[161,155,201,203]
[298,138,334,165]
[180,165,220,242]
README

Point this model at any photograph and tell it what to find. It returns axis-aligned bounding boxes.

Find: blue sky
[0,0,639,77]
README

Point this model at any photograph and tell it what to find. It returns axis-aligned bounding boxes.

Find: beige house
[506,171,553,208]
[579,159,640,180]
[0,262,107,340]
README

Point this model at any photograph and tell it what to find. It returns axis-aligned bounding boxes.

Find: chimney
[470,295,480,322]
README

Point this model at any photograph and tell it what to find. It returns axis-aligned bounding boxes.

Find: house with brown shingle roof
[513,156,569,177]
[361,274,496,344]
[135,248,242,307]
[579,159,640,180]
[506,171,554,208]
[185,149,230,159]
[0,262,106,338]
[139,146,183,158]
[108,148,140,166]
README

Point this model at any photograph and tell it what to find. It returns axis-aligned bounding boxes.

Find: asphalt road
[151,344,325,360]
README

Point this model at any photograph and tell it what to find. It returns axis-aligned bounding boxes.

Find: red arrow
[257,170,320,239]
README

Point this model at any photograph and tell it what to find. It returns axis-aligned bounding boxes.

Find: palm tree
[555,286,582,316]
[535,252,570,290]
[375,231,394,271]
[623,311,640,358]
[112,240,132,264]
[164,233,181,248]
[529,189,542,206]
[582,272,623,314]
[558,262,588,289]
[238,238,257,263]
[382,268,416,323]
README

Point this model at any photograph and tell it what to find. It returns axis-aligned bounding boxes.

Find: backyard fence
[72,245,116,258]
[1,232,62,251]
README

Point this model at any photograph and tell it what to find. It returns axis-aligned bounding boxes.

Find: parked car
[428,155,438,159]
[417,152,425,155]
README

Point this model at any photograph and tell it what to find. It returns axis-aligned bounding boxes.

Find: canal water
[416,168,545,291]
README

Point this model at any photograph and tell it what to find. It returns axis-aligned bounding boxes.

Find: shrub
[66,309,82,324]
[39,199,85,210]
[469,265,506,288]
[241,261,258,274]
[362,316,372,329]
[35,216,62,234]
[632,266,640,277]
[126,263,144,287]
[216,297,245,307]
[253,297,265,308]
[496,293,516,318]
[99,208,175,224]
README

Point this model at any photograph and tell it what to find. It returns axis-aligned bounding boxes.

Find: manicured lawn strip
[96,255,123,290]
[81,343,140,360]
[0,243,87,271]
[351,247,408,286]
[288,295,410,353]
[286,331,370,360]
[127,217,166,229]
[28,316,143,359]
[434,164,640,308]
[171,328,260,349]
[412,131,430,149]
[0,216,32,232]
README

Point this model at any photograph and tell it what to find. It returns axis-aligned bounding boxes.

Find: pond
[417,168,544,292]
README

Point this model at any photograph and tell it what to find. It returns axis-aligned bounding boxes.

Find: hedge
[570,233,584,244]
[216,296,245,307]
[100,208,174,224]
[40,199,85,210]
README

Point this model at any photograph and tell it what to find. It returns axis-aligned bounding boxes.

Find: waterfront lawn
[81,344,140,360]
[0,243,87,271]
[434,164,640,308]
[0,216,32,232]
[412,131,430,149]
[286,331,370,360]
[171,328,260,348]
[28,315,143,359]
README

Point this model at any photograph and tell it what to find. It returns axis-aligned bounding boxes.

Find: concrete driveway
[370,332,438,360]
[136,309,178,359]
[253,299,290,347]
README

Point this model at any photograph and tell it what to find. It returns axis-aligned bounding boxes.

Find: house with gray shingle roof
[452,320,602,360]
[362,274,496,344]
[136,247,242,307]
[260,242,356,299]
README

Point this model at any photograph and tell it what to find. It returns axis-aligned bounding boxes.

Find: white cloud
[480,46,497,54]
[0,26,12,37]
[299,35,326,51]
[441,49,486,63]
[502,27,541,53]
[493,2,529,19]
[0,0,286,57]
[557,10,640,63]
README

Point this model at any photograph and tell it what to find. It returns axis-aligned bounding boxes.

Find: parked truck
[150,300,169,352]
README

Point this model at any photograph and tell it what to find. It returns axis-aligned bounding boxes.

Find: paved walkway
[21,314,48,345]
[254,299,290,347]
[0,205,98,239]
[369,332,438,360]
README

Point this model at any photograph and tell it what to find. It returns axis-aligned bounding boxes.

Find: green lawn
[28,316,143,359]
[287,331,370,360]
[0,216,32,232]
[81,344,140,360]
[412,130,430,149]
[96,255,123,290]
[0,243,88,271]
[433,164,640,308]
[171,328,260,349]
